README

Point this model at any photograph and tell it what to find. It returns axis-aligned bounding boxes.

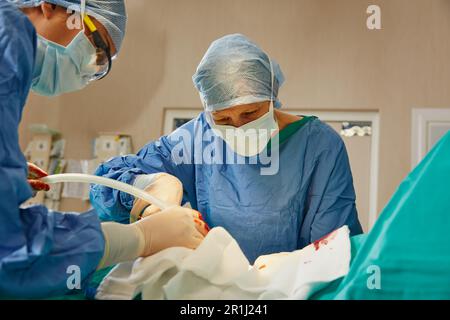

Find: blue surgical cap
[17,0,127,56]
[193,34,285,112]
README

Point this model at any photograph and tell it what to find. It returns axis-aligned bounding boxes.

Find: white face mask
[32,31,99,97]
[207,102,279,157]
[206,57,279,157]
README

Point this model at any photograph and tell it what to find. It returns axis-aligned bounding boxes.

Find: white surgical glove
[130,173,183,223]
[97,222,144,270]
[98,206,209,269]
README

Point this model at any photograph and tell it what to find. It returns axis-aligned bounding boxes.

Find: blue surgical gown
[0,2,104,298]
[91,113,363,263]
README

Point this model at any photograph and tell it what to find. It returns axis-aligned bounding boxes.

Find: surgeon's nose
[220,115,242,128]
[233,119,247,128]
[230,115,257,128]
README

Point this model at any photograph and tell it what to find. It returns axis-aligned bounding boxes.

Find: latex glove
[27,162,50,192]
[136,206,209,256]
[98,206,209,269]
[130,173,183,223]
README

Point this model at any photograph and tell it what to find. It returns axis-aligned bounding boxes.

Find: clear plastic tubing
[42,173,171,210]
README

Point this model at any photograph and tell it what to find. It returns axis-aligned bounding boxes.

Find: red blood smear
[194,218,211,233]
[195,211,210,231]
[313,230,337,251]
[28,163,48,179]
[29,180,50,191]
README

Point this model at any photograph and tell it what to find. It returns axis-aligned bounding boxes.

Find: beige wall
[19,0,450,214]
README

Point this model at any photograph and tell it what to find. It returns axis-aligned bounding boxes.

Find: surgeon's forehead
[212,102,268,116]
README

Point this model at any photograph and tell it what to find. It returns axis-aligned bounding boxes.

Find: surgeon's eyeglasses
[83,15,112,81]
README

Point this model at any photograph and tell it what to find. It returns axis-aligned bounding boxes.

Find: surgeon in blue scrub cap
[0,1,208,299]
[19,0,127,96]
[90,33,364,264]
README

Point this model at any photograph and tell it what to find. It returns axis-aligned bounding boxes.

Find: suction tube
[41,174,171,210]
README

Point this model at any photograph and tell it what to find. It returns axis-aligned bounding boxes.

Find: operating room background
[19,0,450,228]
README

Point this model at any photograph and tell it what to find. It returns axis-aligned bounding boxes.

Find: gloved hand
[27,162,50,192]
[136,206,209,256]
[98,206,209,269]
[130,173,184,223]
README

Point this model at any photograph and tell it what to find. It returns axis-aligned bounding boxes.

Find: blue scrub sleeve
[0,2,105,299]
[299,135,363,248]
[0,206,105,299]
[90,120,197,223]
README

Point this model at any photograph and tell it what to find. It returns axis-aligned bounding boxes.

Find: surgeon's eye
[241,110,260,120]
[243,110,258,116]
[214,117,231,125]
[96,50,108,66]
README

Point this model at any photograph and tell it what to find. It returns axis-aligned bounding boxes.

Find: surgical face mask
[32,31,100,97]
[207,102,279,157]
[206,57,279,157]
